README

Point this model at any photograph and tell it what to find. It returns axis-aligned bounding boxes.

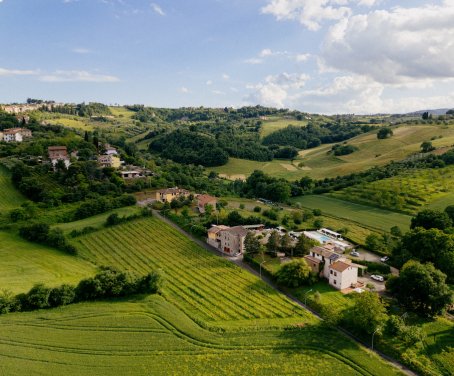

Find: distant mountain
[406,108,452,116]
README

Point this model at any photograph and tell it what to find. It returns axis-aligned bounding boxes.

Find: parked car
[371,275,384,282]
[380,256,389,263]
[350,250,360,257]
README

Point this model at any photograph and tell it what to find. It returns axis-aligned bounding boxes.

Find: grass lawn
[0,231,96,294]
[0,294,403,376]
[0,165,25,211]
[292,195,412,233]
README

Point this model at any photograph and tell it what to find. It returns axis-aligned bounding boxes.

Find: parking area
[358,275,386,292]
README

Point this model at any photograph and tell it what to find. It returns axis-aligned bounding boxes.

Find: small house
[155,187,191,203]
[197,194,217,213]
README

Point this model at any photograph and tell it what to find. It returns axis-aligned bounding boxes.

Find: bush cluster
[0,267,162,315]
[19,223,77,255]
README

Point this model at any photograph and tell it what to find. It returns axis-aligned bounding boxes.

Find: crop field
[210,157,309,181]
[212,124,454,181]
[298,124,454,179]
[55,206,141,234]
[292,195,412,233]
[0,295,403,376]
[72,217,314,329]
[0,166,25,211]
[260,117,307,138]
[0,231,96,294]
[329,166,454,214]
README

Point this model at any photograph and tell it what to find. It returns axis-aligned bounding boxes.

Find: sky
[0,0,453,114]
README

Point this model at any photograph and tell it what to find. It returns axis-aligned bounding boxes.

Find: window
[330,270,333,275]
[334,272,337,277]
[333,280,336,285]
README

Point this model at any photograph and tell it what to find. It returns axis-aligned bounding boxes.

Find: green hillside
[329,165,454,214]
[0,295,402,376]
[213,124,454,180]
[0,166,25,211]
[0,231,96,294]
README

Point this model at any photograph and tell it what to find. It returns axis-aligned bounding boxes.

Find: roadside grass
[0,231,96,294]
[330,166,454,214]
[291,195,412,233]
[0,165,25,211]
[0,294,403,376]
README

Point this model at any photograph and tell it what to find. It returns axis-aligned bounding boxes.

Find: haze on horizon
[0,0,453,114]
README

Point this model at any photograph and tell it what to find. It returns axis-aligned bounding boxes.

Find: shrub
[25,283,51,310]
[48,284,76,307]
[253,206,261,213]
[275,259,313,288]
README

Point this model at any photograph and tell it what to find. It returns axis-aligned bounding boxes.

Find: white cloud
[322,2,454,84]
[151,3,165,16]
[222,73,230,80]
[212,90,225,95]
[39,70,119,83]
[206,80,213,86]
[179,86,189,93]
[244,58,263,65]
[0,67,38,76]
[295,53,311,62]
[246,72,310,108]
[262,0,380,31]
[72,48,91,54]
[259,48,273,57]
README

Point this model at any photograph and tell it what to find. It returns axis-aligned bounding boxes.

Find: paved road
[152,210,416,376]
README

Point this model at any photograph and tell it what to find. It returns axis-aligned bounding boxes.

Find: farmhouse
[197,194,217,213]
[307,245,358,290]
[207,225,248,255]
[120,170,142,179]
[2,128,32,142]
[155,187,191,203]
[104,144,118,155]
[98,154,121,169]
[48,146,71,168]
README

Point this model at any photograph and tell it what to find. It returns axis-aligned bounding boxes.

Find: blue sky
[0,0,453,114]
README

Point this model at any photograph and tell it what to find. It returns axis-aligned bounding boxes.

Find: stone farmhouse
[48,146,71,169]
[207,225,248,255]
[98,154,121,169]
[155,187,191,203]
[1,128,32,142]
[197,194,217,214]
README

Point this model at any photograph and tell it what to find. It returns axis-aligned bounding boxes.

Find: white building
[306,245,358,290]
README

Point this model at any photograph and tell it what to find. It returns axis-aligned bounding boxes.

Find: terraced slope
[0,295,403,376]
[0,165,25,211]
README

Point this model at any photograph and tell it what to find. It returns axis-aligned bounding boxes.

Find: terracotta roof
[207,225,229,234]
[304,255,321,264]
[197,194,217,206]
[330,261,353,273]
[48,146,67,151]
[3,128,23,134]
[158,188,190,195]
[225,226,248,237]
[311,246,339,260]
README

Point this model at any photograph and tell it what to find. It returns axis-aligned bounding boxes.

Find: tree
[444,205,454,222]
[0,289,16,314]
[48,285,76,307]
[26,283,51,310]
[422,111,430,120]
[280,233,293,254]
[365,234,386,253]
[275,259,312,288]
[244,232,262,255]
[394,227,454,282]
[421,141,434,153]
[293,236,317,257]
[377,127,393,139]
[266,230,281,255]
[410,209,452,230]
[386,261,452,317]
[345,291,387,334]
[390,226,402,237]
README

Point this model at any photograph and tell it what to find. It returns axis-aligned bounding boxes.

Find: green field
[211,157,309,181]
[0,166,25,211]
[292,195,412,232]
[260,117,308,138]
[214,124,454,181]
[0,216,403,375]
[54,206,141,234]
[0,231,96,294]
[0,295,402,376]
[72,217,313,329]
[330,166,454,214]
